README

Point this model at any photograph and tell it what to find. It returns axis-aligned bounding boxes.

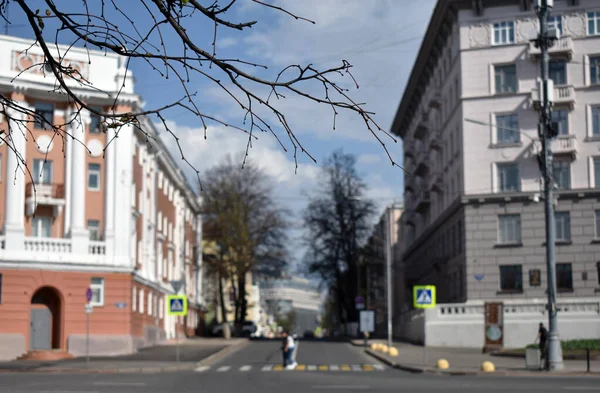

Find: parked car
[212,321,258,337]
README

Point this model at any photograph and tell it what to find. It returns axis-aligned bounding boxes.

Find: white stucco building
[391,0,600,348]
[0,34,204,360]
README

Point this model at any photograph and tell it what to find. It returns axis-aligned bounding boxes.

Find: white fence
[397,298,600,348]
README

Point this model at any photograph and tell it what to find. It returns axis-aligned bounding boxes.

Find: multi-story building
[363,203,404,337]
[392,0,600,347]
[259,277,321,336]
[0,34,204,360]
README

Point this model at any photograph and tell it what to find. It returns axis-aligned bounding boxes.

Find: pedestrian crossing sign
[167,295,188,316]
[413,285,436,309]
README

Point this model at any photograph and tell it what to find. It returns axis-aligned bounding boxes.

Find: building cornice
[0,33,122,60]
[390,0,542,139]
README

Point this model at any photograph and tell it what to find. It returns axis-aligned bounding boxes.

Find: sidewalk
[351,339,600,377]
[0,337,248,374]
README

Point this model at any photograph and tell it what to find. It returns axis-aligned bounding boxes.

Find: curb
[0,340,250,375]
[362,349,600,378]
[0,364,197,374]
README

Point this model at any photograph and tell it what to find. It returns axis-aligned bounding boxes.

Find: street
[0,340,598,393]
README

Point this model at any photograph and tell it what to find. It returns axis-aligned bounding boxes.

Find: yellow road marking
[318,365,329,371]
[296,364,306,371]
[273,365,284,371]
[363,364,374,371]
[341,364,351,371]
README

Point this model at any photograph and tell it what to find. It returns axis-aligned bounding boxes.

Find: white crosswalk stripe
[194,364,387,373]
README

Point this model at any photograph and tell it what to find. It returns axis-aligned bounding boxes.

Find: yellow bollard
[388,347,399,357]
[380,345,389,354]
[436,359,449,369]
[370,343,378,351]
[481,361,495,373]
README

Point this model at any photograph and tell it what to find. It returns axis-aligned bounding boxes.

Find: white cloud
[358,153,383,165]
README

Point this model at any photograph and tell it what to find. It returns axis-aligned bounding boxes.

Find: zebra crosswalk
[194,364,386,373]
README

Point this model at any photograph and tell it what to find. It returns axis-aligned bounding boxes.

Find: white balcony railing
[529,36,573,59]
[89,241,106,255]
[531,135,577,157]
[24,237,72,253]
[531,85,575,109]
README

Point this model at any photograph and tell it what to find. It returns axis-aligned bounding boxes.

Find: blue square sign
[413,285,436,309]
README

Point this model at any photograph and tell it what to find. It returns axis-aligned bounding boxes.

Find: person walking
[535,322,549,371]
[281,331,297,369]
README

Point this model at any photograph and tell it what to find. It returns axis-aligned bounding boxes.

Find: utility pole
[384,205,393,349]
[533,0,563,371]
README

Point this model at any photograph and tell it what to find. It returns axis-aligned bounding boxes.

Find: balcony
[25,182,66,217]
[415,190,431,213]
[428,91,441,110]
[429,169,443,192]
[529,36,573,61]
[428,133,441,151]
[414,150,430,176]
[531,85,575,110]
[531,135,578,159]
[414,112,430,140]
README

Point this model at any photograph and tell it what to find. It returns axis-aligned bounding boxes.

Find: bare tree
[201,154,289,336]
[302,150,375,330]
[0,0,400,189]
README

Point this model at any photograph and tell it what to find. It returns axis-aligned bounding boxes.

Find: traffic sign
[86,288,93,303]
[170,280,184,294]
[355,295,365,310]
[167,295,188,316]
[359,310,375,333]
[413,285,436,309]
[85,304,93,314]
[115,302,127,309]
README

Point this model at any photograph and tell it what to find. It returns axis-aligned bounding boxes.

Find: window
[88,220,101,241]
[499,265,523,291]
[595,210,600,238]
[88,163,101,190]
[498,214,521,244]
[496,114,519,143]
[552,160,571,190]
[591,57,600,85]
[32,216,52,237]
[554,211,571,242]
[548,15,563,34]
[148,292,153,316]
[495,64,517,94]
[34,102,54,130]
[89,108,102,133]
[132,286,137,312]
[549,60,567,85]
[593,106,600,136]
[492,21,515,45]
[556,263,573,291]
[588,11,600,35]
[551,110,568,135]
[497,162,520,192]
[33,159,53,184]
[139,288,144,314]
[159,296,164,319]
[157,211,162,231]
[90,277,104,306]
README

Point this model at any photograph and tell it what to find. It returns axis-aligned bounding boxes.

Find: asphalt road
[0,341,598,392]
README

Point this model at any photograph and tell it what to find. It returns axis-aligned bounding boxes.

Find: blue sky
[6,0,436,267]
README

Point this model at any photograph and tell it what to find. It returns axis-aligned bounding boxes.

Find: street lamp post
[384,206,393,349]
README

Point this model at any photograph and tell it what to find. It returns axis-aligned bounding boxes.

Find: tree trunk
[231,276,240,324]
[237,274,247,337]
[218,270,231,339]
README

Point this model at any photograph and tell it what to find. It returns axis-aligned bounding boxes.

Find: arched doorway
[30,287,62,350]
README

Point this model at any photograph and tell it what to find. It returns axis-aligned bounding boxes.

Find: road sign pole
[176,327,179,363]
[86,308,90,368]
